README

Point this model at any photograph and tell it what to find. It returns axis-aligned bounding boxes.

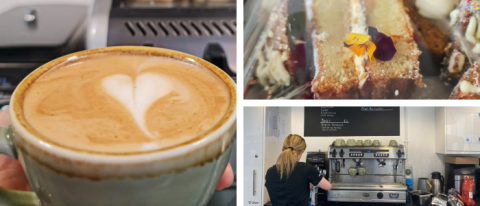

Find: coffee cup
[364,139,372,146]
[356,140,363,146]
[348,168,358,177]
[389,140,398,146]
[0,46,237,206]
[358,167,366,176]
[373,140,381,146]
[334,139,345,146]
[346,139,356,146]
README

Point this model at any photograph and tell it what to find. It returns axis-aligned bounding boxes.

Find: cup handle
[0,127,41,206]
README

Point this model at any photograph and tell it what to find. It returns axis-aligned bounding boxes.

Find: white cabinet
[435,107,480,154]
[244,107,265,206]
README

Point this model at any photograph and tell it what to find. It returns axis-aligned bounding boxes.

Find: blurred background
[0,0,236,205]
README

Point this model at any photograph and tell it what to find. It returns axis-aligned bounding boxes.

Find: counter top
[264,197,480,206]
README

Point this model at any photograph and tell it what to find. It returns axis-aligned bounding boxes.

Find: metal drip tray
[332,183,407,191]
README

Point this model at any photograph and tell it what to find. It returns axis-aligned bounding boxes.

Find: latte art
[102,73,183,138]
[23,53,230,153]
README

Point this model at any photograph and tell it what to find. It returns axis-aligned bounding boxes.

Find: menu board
[304,107,400,137]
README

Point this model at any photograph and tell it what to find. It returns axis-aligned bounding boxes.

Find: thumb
[215,163,234,190]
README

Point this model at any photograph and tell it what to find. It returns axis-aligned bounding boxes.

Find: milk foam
[102,73,181,138]
[22,54,230,153]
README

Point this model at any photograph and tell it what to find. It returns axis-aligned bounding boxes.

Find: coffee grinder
[306,151,329,205]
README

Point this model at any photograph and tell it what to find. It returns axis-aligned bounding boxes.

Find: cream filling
[448,51,466,73]
[350,0,368,89]
[473,43,480,53]
[255,46,291,89]
[416,0,455,20]
[466,16,478,44]
[450,9,460,26]
[460,80,480,93]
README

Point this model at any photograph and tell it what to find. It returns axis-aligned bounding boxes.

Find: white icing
[448,51,465,73]
[450,9,460,26]
[256,52,269,86]
[416,0,455,19]
[460,80,480,93]
[256,46,291,88]
[473,43,480,53]
[466,16,478,44]
[102,73,181,138]
[476,14,480,41]
[268,50,291,86]
[350,0,369,89]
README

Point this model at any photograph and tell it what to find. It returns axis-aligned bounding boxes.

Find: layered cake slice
[255,0,292,92]
[307,0,424,99]
[362,0,424,98]
[307,0,358,99]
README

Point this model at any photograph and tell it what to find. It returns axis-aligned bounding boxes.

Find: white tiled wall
[406,107,445,190]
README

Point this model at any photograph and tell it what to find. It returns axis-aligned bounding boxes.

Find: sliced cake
[362,0,424,99]
[255,0,292,92]
[307,0,359,99]
[307,0,424,99]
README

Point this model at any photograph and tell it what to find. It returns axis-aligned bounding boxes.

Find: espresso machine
[327,144,407,203]
[87,0,236,79]
[306,151,329,204]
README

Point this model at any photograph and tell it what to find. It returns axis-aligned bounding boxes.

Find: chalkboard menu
[304,107,400,137]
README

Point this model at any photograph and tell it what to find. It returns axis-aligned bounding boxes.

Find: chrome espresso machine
[327,144,407,203]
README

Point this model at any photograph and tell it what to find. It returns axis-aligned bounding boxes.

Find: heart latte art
[23,54,230,153]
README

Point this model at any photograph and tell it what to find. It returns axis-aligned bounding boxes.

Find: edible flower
[368,27,396,61]
[343,33,377,62]
[343,27,397,62]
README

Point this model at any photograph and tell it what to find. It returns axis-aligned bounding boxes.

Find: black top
[265,162,323,206]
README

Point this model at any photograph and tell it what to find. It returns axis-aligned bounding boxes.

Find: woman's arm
[316,177,332,190]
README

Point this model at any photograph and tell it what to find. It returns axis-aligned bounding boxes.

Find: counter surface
[264,197,480,206]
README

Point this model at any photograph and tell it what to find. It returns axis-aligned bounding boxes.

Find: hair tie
[288,147,294,151]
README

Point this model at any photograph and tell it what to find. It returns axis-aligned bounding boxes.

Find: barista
[265,134,331,206]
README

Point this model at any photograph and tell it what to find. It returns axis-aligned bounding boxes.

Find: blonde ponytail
[276,134,306,179]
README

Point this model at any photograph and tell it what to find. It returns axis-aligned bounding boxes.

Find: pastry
[306,0,424,99]
[443,0,479,80]
[450,62,480,98]
[403,0,453,64]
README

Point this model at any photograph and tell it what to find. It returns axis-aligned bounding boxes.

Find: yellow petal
[343,39,355,47]
[348,33,371,44]
[344,39,363,57]
[365,41,377,62]
[350,43,367,57]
